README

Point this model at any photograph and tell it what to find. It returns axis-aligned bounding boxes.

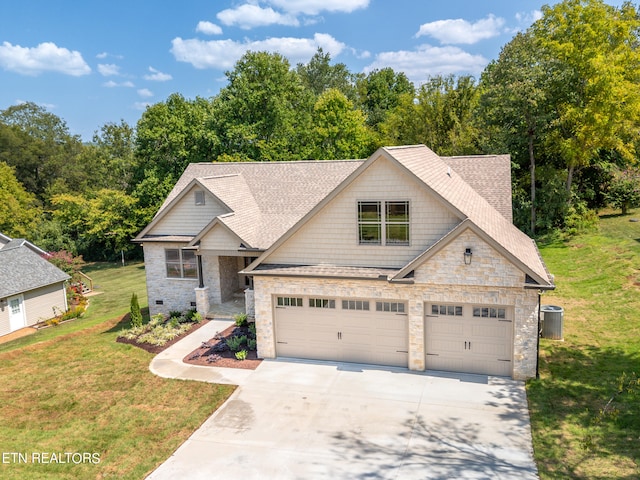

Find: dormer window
[195,191,205,206]
[358,200,409,245]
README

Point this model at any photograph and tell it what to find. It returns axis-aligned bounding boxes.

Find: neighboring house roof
[0,232,49,257]
[0,244,70,298]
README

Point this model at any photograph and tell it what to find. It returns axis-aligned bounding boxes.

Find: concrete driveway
[148,322,538,480]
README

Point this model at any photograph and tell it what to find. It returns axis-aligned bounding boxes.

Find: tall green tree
[135,93,217,183]
[297,48,356,100]
[92,120,137,191]
[381,74,479,155]
[356,68,415,131]
[0,103,82,199]
[479,32,550,234]
[0,161,40,238]
[309,89,376,160]
[210,51,314,161]
[532,0,640,193]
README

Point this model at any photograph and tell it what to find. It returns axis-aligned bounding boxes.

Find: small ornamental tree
[607,168,640,215]
[130,293,143,328]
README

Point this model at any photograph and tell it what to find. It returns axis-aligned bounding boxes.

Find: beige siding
[148,187,230,236]
[23,283,68,326]
[0,304,9,336]
[199,224,242,251]
[265,155,461,268]
[414,229,525,288]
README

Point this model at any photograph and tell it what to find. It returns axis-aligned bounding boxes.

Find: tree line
[1,0,640,261]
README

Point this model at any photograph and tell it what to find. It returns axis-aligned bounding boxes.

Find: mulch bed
[183,324,262,370]
[116,319,211,355]
[117,320,262,370]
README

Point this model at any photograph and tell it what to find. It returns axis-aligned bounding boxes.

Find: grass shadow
[528,343,640,479]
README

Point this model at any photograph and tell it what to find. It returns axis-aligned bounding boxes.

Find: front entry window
[165,249,197,279]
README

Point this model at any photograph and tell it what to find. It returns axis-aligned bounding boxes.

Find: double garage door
[274,296,408,367]
[274,296,514,376]
[425,304,513,376]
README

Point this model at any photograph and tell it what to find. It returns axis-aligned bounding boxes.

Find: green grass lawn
[530,210,640,479]
[0,262,235,479]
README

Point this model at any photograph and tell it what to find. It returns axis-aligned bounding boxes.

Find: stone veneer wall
[144,243,199,316]
[253,275,540,380]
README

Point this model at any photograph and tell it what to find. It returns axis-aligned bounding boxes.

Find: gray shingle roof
[442,154,513,223]
[142,160,364,250]
[0,245,70,298]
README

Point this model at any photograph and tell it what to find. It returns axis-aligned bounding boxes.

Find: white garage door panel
[274,298,408,368]
[425,305,513,377]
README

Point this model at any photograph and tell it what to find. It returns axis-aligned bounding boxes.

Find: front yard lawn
[0,262,235,479]
[531,211,640,479]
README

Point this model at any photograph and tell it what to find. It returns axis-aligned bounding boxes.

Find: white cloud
[133,101,151,111]
[96,52,123,60]
[143,66,172,81]
[217,4,299,29]
[269,0,369,15]
[103,80,135,88]
[97,63,120,76]
[137,88,153,98]
[196,21,223,35]
[171,33,345,70]
[416,14,505,45]
[364,44,488,84]
[515,10,543,27]
[0,41,91,76]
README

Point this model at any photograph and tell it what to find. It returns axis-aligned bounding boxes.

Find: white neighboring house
[0,234,70,336]
[134,145,554,379]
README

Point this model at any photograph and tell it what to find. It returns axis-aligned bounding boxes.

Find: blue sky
[0,0,626,141]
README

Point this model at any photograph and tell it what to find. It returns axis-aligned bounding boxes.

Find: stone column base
[194,287,210,317]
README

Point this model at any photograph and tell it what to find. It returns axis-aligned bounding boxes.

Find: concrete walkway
[148,321,539,480]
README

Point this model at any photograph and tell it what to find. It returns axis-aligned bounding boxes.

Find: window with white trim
[431,304,463,316]
[473,307,507,319]
[277,297,303,307]
[309,298,336,308]
[376,301,406,313]
[165,249,197,279]
[195,191,205,205]
[342,300,370,311]
[358,201,409,245]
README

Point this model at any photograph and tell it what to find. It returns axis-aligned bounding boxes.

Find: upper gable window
[194,191,205,206]
[358,201,409,246]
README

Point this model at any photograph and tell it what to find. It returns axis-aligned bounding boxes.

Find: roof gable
[138,160,362,250]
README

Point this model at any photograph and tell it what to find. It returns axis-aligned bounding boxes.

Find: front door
[8,295,26,332]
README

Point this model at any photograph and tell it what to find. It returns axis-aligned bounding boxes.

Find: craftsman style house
[0,234,70,336]
[135,145,554,379]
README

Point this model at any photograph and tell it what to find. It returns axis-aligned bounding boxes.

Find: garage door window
[431,304,463,316]
[309,298,336,308]
[473,307,506,319]
[277,297,303,307]
[376,301,405,313]
[342,300,370,311]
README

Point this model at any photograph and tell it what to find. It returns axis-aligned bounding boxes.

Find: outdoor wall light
[464,248,473,265]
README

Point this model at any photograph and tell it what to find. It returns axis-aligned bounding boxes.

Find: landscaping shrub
[129,293,143,328]
[234,313,248,327]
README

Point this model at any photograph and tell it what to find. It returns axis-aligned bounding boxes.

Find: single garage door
[274,296,408,367]
[425,303,513,376]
